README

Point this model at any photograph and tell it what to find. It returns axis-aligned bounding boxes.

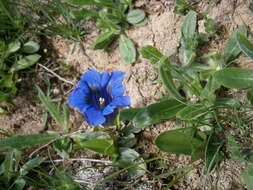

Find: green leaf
[53,138,72,159]
[247,88,253,106]
[176,104,209,120]
[0,134,59,150]
[10,54,41,72]
[204,18,217,36]
[126,9,145,25]
[141,45,163,64]
[133,99,186,127]
[66,0,96,5]
[214,68,253,89]
[0,151,14,185]
[93,30,116,50]
[20,157,44,176]
[7,41,21,53]
[72,133,116,156]
[158,59,183,100]
[134,18,148,27]
[224,27,247,63]
[236,30,253,60]
[115,147,139,167]
[37,86,66,127]
[241,165,253,190]
[22,41,40,54]
[14,178,26,190]
[120,108,144,121]
[181,10,197,39]
[155,128,203,155]
[71,8,98,20]
[119,34,136,64]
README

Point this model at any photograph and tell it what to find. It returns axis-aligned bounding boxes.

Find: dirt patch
[1,0,253,189]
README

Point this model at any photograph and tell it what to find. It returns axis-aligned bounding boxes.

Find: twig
[45,158,112,164]
[38,63,74,86]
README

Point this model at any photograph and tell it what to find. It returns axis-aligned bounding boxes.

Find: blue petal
[107,71,125,97]
[76,79,90,92]
[68,88,90,112]
[81,69,102,89]
[101,72,110,88]
[84,107,106,126]
[102,96,130,115]
[111,96,131,107]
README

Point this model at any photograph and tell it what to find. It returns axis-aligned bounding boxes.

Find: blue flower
[68,70,130,126]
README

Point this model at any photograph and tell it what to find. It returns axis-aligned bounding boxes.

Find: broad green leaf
[0,134,59,150]
[224,27,247,63]
[126,9,145,24]
[120,108,144,121]
[141,45,163,64]
[155,128,202,155]
[93,30,116,50]
[214,68,253,89]
[133,99,186,127]
[22,41,40,54]
[118,133,136,148]
[181,10,197,39]
[158,59,183,100]
[72,133,116,156]
[241,165,253,190]
[10,54,41,72]
[119,34,136,64]
[236,31,253,60]
[7,41,21,53]
[20,157,44,176]
[247,88,253,106]
[176,104,209,120]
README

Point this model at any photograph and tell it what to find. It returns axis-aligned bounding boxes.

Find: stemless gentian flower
[68,70,130,126]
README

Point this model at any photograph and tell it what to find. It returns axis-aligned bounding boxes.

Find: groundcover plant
[0,0,253,190]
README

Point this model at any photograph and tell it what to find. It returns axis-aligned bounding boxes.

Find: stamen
[99,97,105,109]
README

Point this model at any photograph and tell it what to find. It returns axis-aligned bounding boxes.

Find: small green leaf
[120,108,144,121]
[176,104,209,120]
[119,34,136,64]
[126,9,145,25]
[20,157,44,176]
[10,54,41,72]
[141,45,163,64]
[214,68,253,89]
[236,31,253,60]
[134,18,148,27]
[37,86,66,127]
[115,147,139,167]
[224,27,247,63]
[247,88,253,105]
[158,59,183,100]
[93,30,116,50]
[14,178,26,190]
[133,99,186,127]
[71,8,98,20]
[241,165,253,190]
[22,41,40,54]
[181,10,197,39]
[53,138,72,159]
[7,41,21,53]
[155,128,203,155]
[204,18,217,36]
[0,134,59,150]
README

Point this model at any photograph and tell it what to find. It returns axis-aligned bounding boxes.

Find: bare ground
[1,0,253,189]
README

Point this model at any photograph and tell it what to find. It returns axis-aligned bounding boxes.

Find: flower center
[99,97,105,109]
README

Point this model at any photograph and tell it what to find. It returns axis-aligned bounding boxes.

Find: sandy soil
[1,0,253,189]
